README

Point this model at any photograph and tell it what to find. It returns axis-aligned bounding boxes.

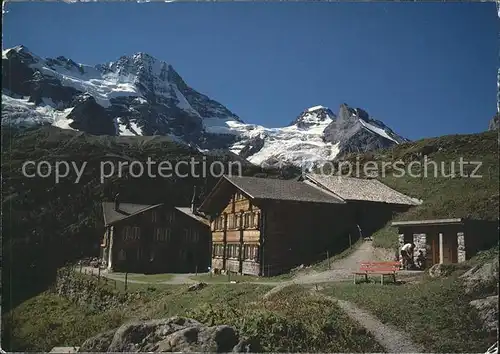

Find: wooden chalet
[198,175,357,276]
[101,200,210,273]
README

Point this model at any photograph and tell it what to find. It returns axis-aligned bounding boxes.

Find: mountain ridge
[2,45,407,167]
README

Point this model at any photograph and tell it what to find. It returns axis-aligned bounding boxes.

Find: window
[226,244,240,259]
[179,249,186,260]
[253,212,260,229]
[228,214,238,229]
[213,244,224,257]
[122,226,140,241]
[132,227,141,240]
[242,212,259,229]
[213,215,225,231]
[183,228,190,241]
[154,228,171,242]
[243,213,250,228]
[122,226,130,240]
[235,192,245,201]
[244,245,259,261]
[152,211,158,222]
[165,211,175,223]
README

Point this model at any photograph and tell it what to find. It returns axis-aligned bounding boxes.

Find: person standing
[400,243,415,269]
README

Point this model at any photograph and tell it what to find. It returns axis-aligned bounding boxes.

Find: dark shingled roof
[175,207,210,226]
[222,175,345,204]
[304,174,422,206]
[102,202,161,226]
[102,203,210,227]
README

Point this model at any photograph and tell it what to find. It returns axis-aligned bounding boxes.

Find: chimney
[191,186,197,214]
[114,193,120,211]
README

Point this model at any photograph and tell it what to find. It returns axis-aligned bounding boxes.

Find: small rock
[187,282,207,292]
[232,337,263,353]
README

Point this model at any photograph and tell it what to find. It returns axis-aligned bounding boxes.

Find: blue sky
[3,2,498,140]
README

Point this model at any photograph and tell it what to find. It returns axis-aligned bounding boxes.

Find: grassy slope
[363,131,498,248]
[320,247,499,353]
[4,280,383,353]
[1,125,300,310]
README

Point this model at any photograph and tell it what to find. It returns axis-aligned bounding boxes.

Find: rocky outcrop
[469,295,498,333]
[79,316,262,352]
[239,135,266,159]
[68,95,117,136]
[2,47,81,107]
[460,259,499,295]
[489,114,499,131]
[428,263,471,278]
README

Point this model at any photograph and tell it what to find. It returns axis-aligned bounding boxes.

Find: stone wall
[457,232,466,262]
[413,233,427,260]
[398,234,405,251]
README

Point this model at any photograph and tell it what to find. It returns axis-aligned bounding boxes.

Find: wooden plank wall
[210,191,262,276]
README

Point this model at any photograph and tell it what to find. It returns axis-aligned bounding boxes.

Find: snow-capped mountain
[2,45,407,168]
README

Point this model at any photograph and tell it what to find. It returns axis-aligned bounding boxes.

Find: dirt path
[293,240,393,284]
[263,240,391,297]
[312,290,424,353]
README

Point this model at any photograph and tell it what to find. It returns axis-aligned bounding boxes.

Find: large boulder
[79,316,261,352]
[469,295,499,333]
[460,260,499,295]
[428,263,470,278]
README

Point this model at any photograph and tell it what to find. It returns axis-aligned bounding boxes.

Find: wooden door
[442,234,458,264]
[426,233,440,267]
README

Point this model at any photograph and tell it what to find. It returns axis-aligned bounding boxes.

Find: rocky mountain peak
[291,105,336,129]
[2,45,37,64]
[2,45,407,168]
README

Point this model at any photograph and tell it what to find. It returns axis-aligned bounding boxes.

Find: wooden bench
[353,261,400,284]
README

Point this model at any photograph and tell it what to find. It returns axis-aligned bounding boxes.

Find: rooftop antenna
[191,186,197,214]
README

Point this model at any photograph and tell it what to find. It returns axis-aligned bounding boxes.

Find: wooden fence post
[97,267,101,283]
